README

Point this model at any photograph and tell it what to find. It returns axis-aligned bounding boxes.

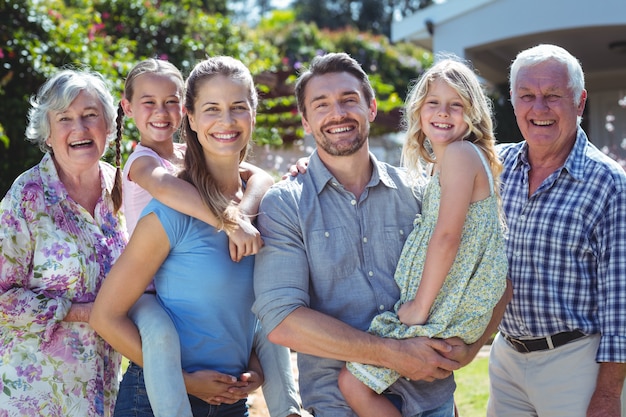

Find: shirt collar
[307,150,399,196]
[513,126,587,182]
[39,152,111,207]
[562,127,589,182]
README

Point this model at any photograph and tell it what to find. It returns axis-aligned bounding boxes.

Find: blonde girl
[338,57,508,417]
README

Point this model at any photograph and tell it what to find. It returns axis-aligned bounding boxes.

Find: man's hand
[442,336,484,368]
[587,391,621,417]
[385,337,459,382]
[586,362,626,417]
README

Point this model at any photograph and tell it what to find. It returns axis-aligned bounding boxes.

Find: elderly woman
[0,69,127,416]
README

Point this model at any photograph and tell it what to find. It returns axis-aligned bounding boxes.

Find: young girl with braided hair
[101,58,299,417]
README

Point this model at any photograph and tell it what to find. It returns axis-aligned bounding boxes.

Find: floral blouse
[0,153,127,416]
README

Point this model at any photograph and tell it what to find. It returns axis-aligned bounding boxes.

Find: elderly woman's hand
[63,302,93,323]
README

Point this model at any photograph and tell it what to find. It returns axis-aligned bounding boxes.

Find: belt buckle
[506,335,530,353]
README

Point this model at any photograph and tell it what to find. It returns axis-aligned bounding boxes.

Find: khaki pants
[487,332,626,417]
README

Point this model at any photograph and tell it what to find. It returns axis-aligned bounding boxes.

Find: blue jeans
[128,295,299,417]
[384,393,454,417]
[113,362,156,417]
[189,395,248,417]
[128,293,192,417]
[410,395,455,417]
[114,362,248,417]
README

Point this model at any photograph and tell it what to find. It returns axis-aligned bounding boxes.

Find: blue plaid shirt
[498,128,626,362]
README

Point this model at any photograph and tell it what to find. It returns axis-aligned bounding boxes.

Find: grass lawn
[454,355,490,417]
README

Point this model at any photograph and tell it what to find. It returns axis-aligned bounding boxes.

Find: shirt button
[324,231,330,238]
[514,251,521,257]
[379,305,385,311]
[351,199,357,206]
[399,229,404,236]
[363,237,368,243]
[519,215,526,221]
[368,271,374,277]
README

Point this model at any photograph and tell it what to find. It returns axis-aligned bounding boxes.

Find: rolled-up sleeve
[253,183,310,333]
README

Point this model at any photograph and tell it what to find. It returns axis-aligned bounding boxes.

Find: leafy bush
[0,1,432,196]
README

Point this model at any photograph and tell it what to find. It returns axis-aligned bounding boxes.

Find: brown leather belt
[503,330,586,353]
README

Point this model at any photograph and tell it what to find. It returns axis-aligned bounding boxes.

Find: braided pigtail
[111,103,125,213]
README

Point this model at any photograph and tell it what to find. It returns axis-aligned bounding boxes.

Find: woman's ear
[187,110,197,133]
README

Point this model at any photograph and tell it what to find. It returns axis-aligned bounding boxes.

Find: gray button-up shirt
[253,151,455,417]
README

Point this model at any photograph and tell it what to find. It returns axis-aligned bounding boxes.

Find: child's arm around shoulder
[128,155,267,261]
[397,141,483,326]
[224,162,274,261]
[129,154,219,226]
[238,161,274,218]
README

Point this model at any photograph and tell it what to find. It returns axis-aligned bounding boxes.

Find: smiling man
[488,44,626,417]
[251,52,509,417]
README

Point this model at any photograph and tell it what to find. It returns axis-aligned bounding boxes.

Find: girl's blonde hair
[180,56,257,232]
[401,56,505,224]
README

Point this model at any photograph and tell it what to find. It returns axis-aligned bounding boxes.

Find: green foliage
[256,12,432,137]
[292,0,434,37]
[454,355,490,417]
[0,0,432,196]
[0,0,278,195]
[92,0,275,75]
[0,0,136,194]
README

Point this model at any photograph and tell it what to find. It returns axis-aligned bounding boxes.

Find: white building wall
[431,0,626,57]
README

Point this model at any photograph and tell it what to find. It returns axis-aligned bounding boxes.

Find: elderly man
[488,44,626,417]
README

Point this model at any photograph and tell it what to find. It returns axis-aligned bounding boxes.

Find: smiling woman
[90,56,301,417]
[0,69,127,416]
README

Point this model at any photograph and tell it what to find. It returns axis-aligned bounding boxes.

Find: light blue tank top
[142,200,256,376]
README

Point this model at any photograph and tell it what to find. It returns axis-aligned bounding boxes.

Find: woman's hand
[183,369,247,405]
[64,302,93,323]
[214,350,264,403]
[220,369,263,401]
